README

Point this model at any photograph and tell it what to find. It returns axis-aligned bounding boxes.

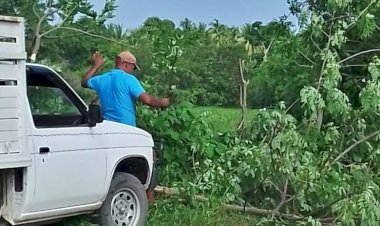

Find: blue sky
[91,0,295,30]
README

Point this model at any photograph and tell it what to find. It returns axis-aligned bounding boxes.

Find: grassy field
[192,107,257,133]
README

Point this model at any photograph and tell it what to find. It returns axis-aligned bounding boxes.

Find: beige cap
[117,50,140,70]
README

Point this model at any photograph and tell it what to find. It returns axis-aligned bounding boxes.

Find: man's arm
[81,66,100,88]
[81,51,104,88]
[138,93,170,108]
[129,76,170,108]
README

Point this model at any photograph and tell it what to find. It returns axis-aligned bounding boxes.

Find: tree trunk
[30,34,41,62]
[237,59,249,137]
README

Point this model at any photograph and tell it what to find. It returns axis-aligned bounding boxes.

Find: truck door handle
[39,147,50,154]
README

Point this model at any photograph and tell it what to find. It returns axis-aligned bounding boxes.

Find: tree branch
[30,7,54,61]
[330,130,380,166]
[347,1,376,30]
[297,50,315,65]
[338,49,380,64]
[310,36,322,52]
[52,27,136,48]
[310,189,362,217]
[285,98,300,114]
[44,34,79,39]
[296,63,313,68]
[32,2,41,20]
[263,39,275,61]
[272,178,294,214]
[341,64,368,68]
[41,5,78,37]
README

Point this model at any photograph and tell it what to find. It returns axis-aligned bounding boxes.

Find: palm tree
[197,22,207,33]
[180,18,194,32]
[240,21,263,46]
[207,19,230,46]
[107,24,128,40]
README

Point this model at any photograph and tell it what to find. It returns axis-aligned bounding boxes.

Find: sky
[90,0,296,30]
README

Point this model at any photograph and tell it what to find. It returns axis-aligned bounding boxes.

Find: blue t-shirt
[87,69,145,126]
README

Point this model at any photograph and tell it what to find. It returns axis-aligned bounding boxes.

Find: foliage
[136,0,380,225]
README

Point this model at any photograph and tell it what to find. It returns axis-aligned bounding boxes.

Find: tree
[7,0,117,62]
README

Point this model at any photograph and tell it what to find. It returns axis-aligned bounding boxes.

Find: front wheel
[97,172,149,226]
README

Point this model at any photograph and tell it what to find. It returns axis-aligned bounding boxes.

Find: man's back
[87,69,145,126]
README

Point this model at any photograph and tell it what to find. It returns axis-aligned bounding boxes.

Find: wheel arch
[114,156,150,185]
[104,155,151,199]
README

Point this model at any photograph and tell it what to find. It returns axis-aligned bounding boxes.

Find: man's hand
[159,98,170,108]
[92,51,104,69]
[139,93,171,108]
[81,51,104,88]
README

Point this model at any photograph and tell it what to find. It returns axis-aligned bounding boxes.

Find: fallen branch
[154,186,334,223]
[154,186,208,202]
[330,130,380,166]
[273,178,294,215]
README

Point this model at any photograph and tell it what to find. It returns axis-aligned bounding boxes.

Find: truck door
[25,66,107,212]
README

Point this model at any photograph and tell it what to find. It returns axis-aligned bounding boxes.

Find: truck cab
[0,15,158,226]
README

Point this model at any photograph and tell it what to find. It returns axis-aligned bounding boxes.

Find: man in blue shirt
[81,50,170,126]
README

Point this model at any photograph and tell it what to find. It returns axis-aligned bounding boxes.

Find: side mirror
[87,103,103,127]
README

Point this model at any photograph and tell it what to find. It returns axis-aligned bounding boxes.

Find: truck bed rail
[0,16,31,169]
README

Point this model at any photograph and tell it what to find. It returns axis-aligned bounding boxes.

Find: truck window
[27,70,85,128]
[28,86,80,115]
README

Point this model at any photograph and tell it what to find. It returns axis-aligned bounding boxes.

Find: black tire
[96,172,149,226]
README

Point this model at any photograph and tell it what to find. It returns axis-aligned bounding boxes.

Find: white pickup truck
[0,16,162,226]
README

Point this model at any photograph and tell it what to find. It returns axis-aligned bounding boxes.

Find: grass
[192,107,257,133]
[147,196,258,226]
[58,196,258,226]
